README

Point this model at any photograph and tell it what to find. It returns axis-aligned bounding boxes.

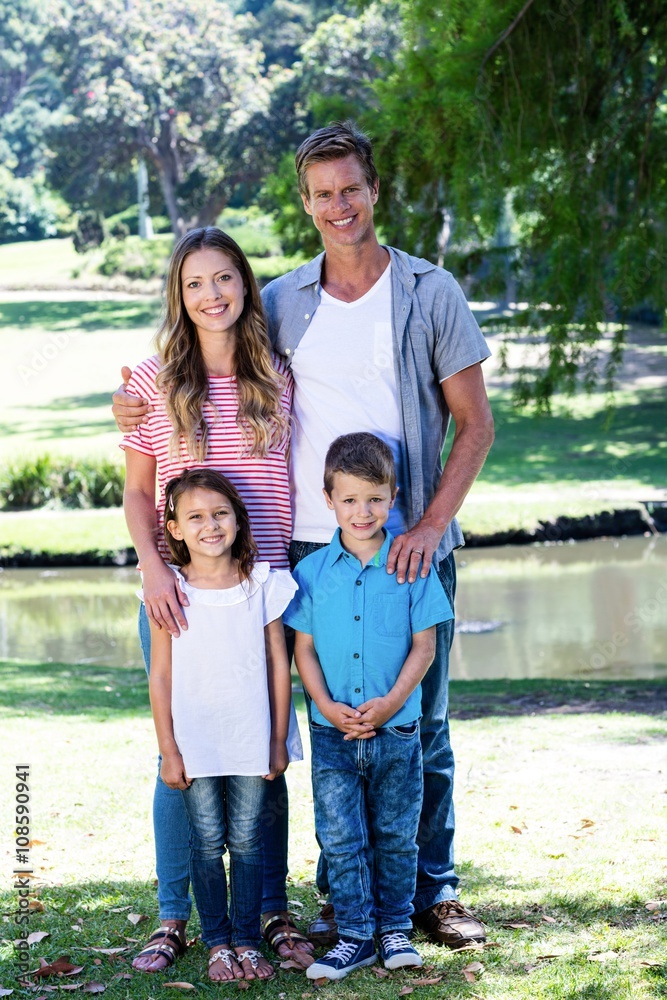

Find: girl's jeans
[181,775,265,948]
[138,604,290,921]
[310,721,423,941]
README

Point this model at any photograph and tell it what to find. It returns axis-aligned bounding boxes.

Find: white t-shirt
[153,563,302,778]
[290,262,407,542]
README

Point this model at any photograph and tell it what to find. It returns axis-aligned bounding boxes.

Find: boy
[284,432,453,980]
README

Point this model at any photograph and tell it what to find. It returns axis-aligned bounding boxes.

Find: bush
[97,235,172,280]
[0,167,72,243]
[0,457,125,511]
[73,210,106,254]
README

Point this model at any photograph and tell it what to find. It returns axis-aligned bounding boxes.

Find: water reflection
[0,537,665,680]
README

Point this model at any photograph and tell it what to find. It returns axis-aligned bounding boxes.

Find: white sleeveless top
[161,563,302,777]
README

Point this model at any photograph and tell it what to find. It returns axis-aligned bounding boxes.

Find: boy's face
[324,473,396,546]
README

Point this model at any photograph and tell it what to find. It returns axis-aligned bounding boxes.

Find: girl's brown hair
[163,469,258,581]
[155,227,288,461]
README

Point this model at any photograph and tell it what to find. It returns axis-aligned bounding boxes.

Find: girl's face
[180,248,247,342]
[167,487,238,561]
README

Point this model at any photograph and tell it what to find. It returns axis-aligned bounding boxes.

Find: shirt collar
[325,528,395,569]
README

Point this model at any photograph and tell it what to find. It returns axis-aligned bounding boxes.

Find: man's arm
[353,626,437,730]
[113,366,150,432]
[387,361,494,584]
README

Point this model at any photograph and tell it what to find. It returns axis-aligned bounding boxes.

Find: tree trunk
[145,120,186,237]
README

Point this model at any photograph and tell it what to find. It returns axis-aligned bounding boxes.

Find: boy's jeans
[310,721,423,941]
[181,775,265,948]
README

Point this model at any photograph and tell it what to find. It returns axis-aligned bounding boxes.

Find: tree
[47,0,271,235]
[367,0,667,405]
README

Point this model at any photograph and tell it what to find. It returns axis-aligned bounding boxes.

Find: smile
[201,304,228,315]
[330,217,355,228]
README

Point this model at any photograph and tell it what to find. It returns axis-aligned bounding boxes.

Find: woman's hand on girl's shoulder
[142,560,189,637]
[264,740,289,781]
[160,751,192,790]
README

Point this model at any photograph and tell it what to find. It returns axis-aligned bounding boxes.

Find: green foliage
[367,0,667,405]
[72,209,105,254]
[0,455,125,510]
[0,165,70,242]
[96,235,172,280]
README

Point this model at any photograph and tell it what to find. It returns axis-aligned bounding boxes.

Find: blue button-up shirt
[283,529,453,728]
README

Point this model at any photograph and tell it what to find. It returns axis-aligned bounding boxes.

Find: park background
[0,1,665,997]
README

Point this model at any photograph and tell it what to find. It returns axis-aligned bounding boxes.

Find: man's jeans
[289,540,460,913]
[310,722,422,941]
[181,775,265,948]
[138,604,289,920]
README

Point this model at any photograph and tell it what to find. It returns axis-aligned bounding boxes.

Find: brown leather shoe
[413,900,486,949]
[307,902,338,948]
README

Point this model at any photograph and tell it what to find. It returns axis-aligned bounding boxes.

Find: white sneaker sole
[306,953,377,980]
[383,952,424,970]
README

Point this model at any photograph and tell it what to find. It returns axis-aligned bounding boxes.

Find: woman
[120,227,313,972]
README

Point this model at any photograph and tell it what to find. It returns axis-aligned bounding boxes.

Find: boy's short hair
[295,120,379,199]
[323,432,396,494]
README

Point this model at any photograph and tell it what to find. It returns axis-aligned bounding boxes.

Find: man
[114,120,494,949]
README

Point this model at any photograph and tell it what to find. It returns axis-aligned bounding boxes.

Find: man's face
[301,154,379,251]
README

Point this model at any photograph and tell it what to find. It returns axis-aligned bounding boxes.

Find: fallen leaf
[27,932,50,945]
[542,915,557,924]
[462,962,484,974]
[588,951,618,962]
[312,978,328,987]
[483,942,501,949]
[110,974,132,981]
[105,906,130,914]
[410,976,443,986]
[287,900,303,908]
[640,960,662,967]
[29,840,47,847]
[0,988,13,997]
[122,937,140,944]
[81,984,106,993]
[301,994,313,998]
[645,900,663,911]
[236,983,251,991]
[32,958,84,979]
[29,900,46,913]
[398,989,414,996]
[127,914,147,927]
[509,804,518,810]
[372,965,390,977]
[537,952,563,960]
[463,970,476,983]
[510,826,523,834]
[580,818,595,829]
[162,984,195,990]
[58,986,84,992]
[279,960,304,972]
[504,922,531,929]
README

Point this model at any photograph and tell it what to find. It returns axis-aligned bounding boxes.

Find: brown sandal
[261,912,312,956]
[132,924,187,972]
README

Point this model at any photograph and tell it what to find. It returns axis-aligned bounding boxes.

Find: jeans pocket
[386,721,420,739]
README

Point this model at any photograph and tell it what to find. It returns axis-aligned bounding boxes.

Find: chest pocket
[372,592,411,638]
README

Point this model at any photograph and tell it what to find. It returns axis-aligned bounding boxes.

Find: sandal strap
[262,913,310,949]
[235,949,261,969]
[208,948,235,969]
[135,926,186,966]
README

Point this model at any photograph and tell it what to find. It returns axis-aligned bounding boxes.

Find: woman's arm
[124,447,188,636]
[264,617,291,780]
[148,622,191,789]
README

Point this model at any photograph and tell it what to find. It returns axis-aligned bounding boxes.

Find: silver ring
[413,549,423,556]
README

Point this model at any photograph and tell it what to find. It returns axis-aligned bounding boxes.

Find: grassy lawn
[1,665,665,998]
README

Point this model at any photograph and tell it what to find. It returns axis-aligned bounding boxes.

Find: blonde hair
[155,227,288,461]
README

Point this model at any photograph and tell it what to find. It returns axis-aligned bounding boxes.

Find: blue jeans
[310,722,422,941]
[181,775,265,948]
[289,540,459,913]
[138,603,289,920]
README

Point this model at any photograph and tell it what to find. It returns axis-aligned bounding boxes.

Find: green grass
[0,238,81,284]
[1,667,665,998]
[0,508,131,558]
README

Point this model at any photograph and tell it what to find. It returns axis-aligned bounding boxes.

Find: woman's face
[180,247,246,342]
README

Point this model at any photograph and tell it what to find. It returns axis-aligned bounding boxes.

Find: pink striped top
[120,354,293,568]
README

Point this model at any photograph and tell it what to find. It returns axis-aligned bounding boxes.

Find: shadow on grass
[477,389,667,487]
[0,299,160,331]
[449,679,667,718]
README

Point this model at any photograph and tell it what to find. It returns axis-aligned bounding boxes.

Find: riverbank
[1,498,666,566]
[1,671,664,999]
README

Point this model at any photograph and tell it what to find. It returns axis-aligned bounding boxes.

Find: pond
[0,536,665,680]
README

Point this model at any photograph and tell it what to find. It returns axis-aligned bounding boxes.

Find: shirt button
[354,687,361,693]
[304,313,310,319]
[354,615,360,621]
[285,348,291,355]
[356,580,362,586]
[353,653,360,659]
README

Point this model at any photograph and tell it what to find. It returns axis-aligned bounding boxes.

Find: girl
[121,227,312,971]
[148,468,299,983]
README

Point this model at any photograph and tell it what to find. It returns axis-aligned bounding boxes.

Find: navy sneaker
[306,936,377,981]
[378,931,423,970]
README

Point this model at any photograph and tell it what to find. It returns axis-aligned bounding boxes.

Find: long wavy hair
[155,227,288,461]
[164,469,258,581]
